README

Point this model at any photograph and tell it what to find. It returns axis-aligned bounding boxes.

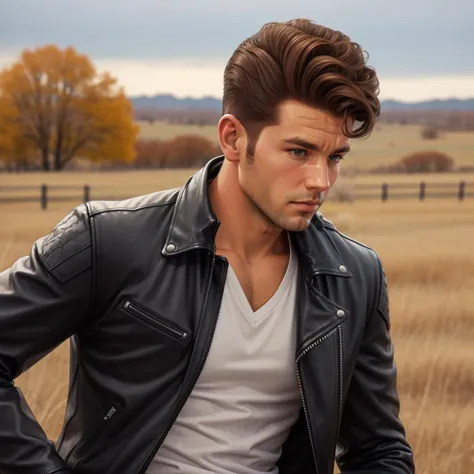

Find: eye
[329,154,344,163]
[289,148,308,158]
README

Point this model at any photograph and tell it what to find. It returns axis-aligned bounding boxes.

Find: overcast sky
[1,0,473,101]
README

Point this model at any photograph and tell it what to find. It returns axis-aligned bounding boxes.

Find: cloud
[1,0,474,76]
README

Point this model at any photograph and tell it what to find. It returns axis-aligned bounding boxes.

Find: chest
[198,269,300,394]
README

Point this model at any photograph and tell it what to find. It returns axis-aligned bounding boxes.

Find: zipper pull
[103,406,116,421]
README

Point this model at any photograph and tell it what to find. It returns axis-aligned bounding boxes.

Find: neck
[208,159,289,262]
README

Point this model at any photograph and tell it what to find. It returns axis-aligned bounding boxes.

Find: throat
[217,237,292,313]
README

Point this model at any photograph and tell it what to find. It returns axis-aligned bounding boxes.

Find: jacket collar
[162,155,351,279]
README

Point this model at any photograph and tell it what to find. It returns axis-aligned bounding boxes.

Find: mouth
[290,200,321,212]
[294,200,321,205]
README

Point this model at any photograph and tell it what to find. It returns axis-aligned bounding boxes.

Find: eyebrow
[283,137,351,154]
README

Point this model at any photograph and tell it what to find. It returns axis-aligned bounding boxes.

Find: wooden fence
[0,181,472,210]
[354,180,471,202]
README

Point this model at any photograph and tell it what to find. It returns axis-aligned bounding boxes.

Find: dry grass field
[135,121,474,172]
[1,168,474,473]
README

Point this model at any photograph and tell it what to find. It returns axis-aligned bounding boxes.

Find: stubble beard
[244,190,315,233]
[241,154,318,232]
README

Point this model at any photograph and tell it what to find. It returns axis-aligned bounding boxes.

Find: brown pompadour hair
[222,19,380,155]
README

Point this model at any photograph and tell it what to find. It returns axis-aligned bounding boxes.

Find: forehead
[276,99,350,139]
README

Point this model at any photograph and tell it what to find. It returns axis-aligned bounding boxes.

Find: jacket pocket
[74,405,118,459]
[120,300,189,343]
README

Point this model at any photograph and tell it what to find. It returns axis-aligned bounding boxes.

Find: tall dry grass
[0,172,473,473]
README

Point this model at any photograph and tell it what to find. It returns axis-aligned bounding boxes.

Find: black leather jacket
[0,156,415,474]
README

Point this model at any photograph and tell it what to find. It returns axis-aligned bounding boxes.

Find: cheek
[258,153,294,187]
[328,164,340,184]
[270,169,300,201]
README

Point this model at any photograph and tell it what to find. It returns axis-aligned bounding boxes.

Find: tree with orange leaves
[0,45,139,171]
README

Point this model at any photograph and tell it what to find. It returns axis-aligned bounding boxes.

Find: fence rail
[354,181,470,202]
[0,181,472,209]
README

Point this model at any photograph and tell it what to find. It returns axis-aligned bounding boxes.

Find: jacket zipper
[337,325,344,432]
[296,326,339,474]
[136,250,226,474]
[71,405,117,464]
[122,300,188,341]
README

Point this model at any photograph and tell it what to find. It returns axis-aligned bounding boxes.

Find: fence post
[381,183,389,202]
[458,181,465,201]
[41,184,48,210]
[84,185,90,203]
[419,181,426,201]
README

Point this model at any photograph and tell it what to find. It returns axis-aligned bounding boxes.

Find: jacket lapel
[290,220,351,474]
[290,218,351,353]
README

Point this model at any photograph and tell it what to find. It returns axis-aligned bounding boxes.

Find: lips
[291,201,321,211]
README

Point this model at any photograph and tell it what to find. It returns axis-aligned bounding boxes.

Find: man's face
[237,99,351,232]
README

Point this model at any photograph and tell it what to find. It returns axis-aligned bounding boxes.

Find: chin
[279,216,312,232]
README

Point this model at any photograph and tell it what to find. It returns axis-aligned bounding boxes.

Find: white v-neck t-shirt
[148,240,302,473]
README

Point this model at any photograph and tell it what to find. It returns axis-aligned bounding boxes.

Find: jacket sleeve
[0,204,93,474]
[335,253,416,474]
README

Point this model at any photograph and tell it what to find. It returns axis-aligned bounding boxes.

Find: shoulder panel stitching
[89,198,177,217]
[45,244,92,272]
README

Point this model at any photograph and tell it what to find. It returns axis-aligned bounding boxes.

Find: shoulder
[84,188,180,253]
[86,187,180,218]
[317,213,382,270]
[37,188,180,282]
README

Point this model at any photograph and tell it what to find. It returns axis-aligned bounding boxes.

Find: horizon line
[128,93,474,104]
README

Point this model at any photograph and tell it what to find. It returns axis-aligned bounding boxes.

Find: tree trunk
[53,123,63,171]
[55,154,74,171]
[41,148,50,172]
[53,153,62,171]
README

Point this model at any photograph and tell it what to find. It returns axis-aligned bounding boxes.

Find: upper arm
[0,204,93,381]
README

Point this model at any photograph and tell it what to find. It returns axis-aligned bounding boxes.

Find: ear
[217,114,247,163]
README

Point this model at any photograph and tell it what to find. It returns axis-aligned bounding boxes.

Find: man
[0,18,415,474]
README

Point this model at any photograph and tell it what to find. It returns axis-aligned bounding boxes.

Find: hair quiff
[222,19,381,153]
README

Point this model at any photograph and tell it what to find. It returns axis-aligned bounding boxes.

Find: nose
[304,161,331,193]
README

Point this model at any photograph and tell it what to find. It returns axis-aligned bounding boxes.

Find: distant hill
[131,94,222,111]
[381,98,474,111]
[130,94,474,111]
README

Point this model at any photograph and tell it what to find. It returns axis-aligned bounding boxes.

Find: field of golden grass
[136,121,474,171]
[1,169,474,473]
